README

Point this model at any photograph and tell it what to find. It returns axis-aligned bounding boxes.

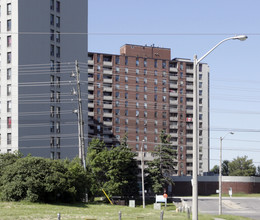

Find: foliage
[222,160,230,176]
[229,156,256,176]
[210,165,219,174]
[86,138,139,199]
[146,130,176,194]
[0,155,89,203]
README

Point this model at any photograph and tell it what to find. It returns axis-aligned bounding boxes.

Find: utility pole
[72,60,86,170]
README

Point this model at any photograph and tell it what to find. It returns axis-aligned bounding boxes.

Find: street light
[141,140,145,208]
[219,131,234,215]
[192,35,247,220]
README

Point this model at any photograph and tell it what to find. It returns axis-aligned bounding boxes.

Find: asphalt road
[180,197,260,220]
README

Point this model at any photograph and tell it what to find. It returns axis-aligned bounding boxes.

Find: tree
[0,155,89,202]
[86,138,139,199]
[229,156,256,176]
[146,130,176,194]
[222,160,230,176]
[210,165,219,174]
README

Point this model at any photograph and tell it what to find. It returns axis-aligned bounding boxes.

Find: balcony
[169,91,178,97]
[103,87,112,92]
[88,77,94,82]
[186,133,193,138]
[186,68,193,74]
[170,108,178,113]
[186,101,193,105]
[88,128,94,134]
[170,117,178,121]
[103,95,112,101]
[88,94,94,99]
[103,138,113,143]
[103,104,112,109]
[103,113,112,118]
[169,67,178,72]
[103,69,112,75]
[103,61,112,67]
[88,85,94,91]
[103,78,112,84]
[186,109,193,114]
[170,124,178,129]
[170,83,178,89]
[88,67,94,74]
[103,121,112,126]
[88,103,94,108]
[170,100,178,105]
[103,129,113,135]
[88,59,94,65]
[186,85,193,90]
[169,75,178,80]
[88,112,94,116]
[186,93,193,98]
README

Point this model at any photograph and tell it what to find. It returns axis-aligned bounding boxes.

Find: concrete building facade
[88,44,209,175]
[0,0,88,159]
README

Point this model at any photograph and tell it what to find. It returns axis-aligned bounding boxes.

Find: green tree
[0,156,89,202]
[222,160,230,176]
[86,138,139,199]
[146,130,176,194]
[229,156,256,176]
[210,165,219,174]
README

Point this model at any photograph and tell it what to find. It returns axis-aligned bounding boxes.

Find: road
[179,197,260,220]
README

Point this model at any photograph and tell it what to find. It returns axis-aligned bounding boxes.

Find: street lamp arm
[197,35,247,63]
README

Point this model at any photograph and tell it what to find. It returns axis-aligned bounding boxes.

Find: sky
[88,0,260,169]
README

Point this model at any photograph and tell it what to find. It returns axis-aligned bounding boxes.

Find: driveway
[180,197,260,220]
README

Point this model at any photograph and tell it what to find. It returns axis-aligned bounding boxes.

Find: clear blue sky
[88,0,260,169]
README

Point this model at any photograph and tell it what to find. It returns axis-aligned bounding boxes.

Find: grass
[0,201,252,220]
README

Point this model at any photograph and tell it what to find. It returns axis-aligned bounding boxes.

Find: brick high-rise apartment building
[88,44,209,175]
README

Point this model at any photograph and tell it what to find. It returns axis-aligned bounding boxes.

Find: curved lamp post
[219,132,234,215]
[192,35,247,220]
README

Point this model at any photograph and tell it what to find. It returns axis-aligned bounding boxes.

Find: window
[56,32,60,43]
[144,78,147,84]
[136,144,139,150]
[56,46,60,58]
[115,100,119,107]
[154,95,157,101]
[163,87,166,93]
[7,3,12,15]
[115,56,120,64]
[199,82,202,88]
[50,45,54,56]
[50,121,55,132]
[136,85,139,91]
[56,1,60,12]
[199,90,202,96]
[125,118,128,125]
[125,85,128,90]
[154,70,157,76]
[144,94,147,100]
[144,127,147,134]
[162,96,166,102]
[7,84,11,96]
[136,69,139,74]
[136,118,139,125]
[162,112,167,119]
[56,76,60,88]
[7,19,11,31]
[199,64,203,72]
[56,106,60,118]
[136,110,139,117]
[180,62,183,70]
[154,59,157,68]
[50,0,54,10]
[125,93,128,99]
[144,103,147,109]
[162,60,166,69]
[50,106,55,117]
[115,109,120,115]
[50,60,55,71]
[125,110,128,116]
[116,92,120,99]
[56,137,60,148]
[116,127,120,133]
[136,136,139,142]
[56,16,60,28]
[115,67,119,73]
[144,69,147,75]
[144,86,147,92]
[125,76,128,82]
[50,29,54,41]
[7,52,11,63]
[125,56,128,65]
[50,14,54,25]
[56,122,60,133]
[136,58,139,66]
[7,133,11,145]
[115,75,120,82]
[136,77,139,83]
[7,68,11,80]
[154,87,158,92]
[136,102,139,108]
[154,79,158,85]
[199,114,203,120]
[136,93,139,100]
[115,118,120,124]
[115,84,120,90]
[7,36,11,47]
[56,92,60,102]
[144,58,147,67]
[144,111,147,117]
[199,74,202,80]
[125,68,128,74]
[50,90,54,102]
[7,101,11,112]
[7,117,11,128]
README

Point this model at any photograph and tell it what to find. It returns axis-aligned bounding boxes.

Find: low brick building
[171,176,260,196]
